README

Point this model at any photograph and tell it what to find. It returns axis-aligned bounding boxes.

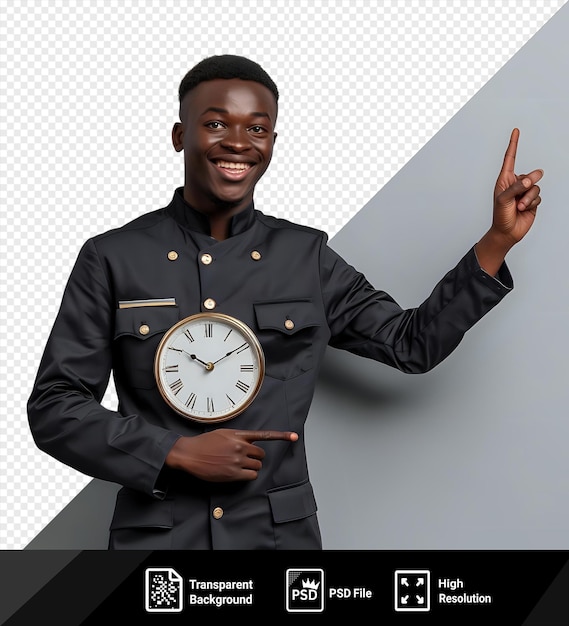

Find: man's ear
[273,132,278,145]
[172,122,184,152]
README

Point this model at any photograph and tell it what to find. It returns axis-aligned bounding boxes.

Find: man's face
[173,78,277,214]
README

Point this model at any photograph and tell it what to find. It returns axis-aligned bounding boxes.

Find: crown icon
[301,578,320,590]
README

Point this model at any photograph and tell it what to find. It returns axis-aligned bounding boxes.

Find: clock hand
[183,350,214,371]
[212,342,248,365]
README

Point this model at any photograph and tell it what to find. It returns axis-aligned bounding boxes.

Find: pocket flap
[254,299,319,335]
[114,305,179,340]
[267,480,317,523]
[110,489,174,530]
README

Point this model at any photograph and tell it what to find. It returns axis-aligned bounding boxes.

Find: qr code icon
[145,567,183,612]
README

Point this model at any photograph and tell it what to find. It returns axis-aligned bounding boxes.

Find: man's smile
[212,159,254,180]
[215,159,252,170]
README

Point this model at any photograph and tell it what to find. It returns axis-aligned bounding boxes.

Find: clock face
[154,312,265,423]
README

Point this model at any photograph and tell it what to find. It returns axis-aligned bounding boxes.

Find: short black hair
[178,54,279,106]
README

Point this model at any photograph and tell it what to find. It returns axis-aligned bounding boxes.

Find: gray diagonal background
[308,4,569,549]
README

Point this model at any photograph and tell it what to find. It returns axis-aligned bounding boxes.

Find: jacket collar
[166,187,256,238]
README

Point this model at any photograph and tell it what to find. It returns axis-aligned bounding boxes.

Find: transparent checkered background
[2,0,566,549]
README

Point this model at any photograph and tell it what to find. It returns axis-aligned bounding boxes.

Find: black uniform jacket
[28,188,512,549]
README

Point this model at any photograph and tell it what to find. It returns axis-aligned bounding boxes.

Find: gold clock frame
[154,312,265,423]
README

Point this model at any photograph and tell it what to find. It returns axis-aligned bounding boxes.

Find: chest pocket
[113,305,180,389]
[253,299,321,381]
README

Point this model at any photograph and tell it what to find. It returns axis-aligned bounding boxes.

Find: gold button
[284,319,294,330]
[250,250,261,261]
[203,298,216,310]
[167,250,178,261]
[201,253,213,265]
[212,507,224,520]
[139,324,150,335]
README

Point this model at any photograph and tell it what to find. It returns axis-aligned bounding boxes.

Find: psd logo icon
[286,568,324,613]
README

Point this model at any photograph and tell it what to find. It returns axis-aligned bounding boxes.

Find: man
[28,55,542,550]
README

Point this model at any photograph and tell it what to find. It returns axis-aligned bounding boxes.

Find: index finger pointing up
[500,127,520,175]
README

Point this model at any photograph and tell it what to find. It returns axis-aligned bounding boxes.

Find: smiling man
[28,55,542,550]
[173,73,278,240]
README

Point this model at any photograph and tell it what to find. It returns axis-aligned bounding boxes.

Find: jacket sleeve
[27,239,180,496]
[320,243,513,373]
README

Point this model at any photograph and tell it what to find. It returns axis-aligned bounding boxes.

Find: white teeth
[216,160,251,171]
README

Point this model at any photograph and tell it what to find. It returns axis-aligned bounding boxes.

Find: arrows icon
[395,570,431,612]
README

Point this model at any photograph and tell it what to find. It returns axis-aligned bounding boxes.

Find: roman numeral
[226,394,235,406]
[240,364,254,372]
[207,397,215,413]
[168,346,182,352]
[224,329,233,342]
[204,323,213,338]
[184,329,194,342]
[169,379,184,395]
[185,392,196,409]
[236,342,249,354]
[235,380,250,393]
[164,364,179,373]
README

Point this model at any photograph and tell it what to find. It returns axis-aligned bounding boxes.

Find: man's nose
[221,126,251,151]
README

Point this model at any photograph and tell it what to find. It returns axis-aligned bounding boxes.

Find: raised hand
[492,127,543,246]
[475,128,543,276]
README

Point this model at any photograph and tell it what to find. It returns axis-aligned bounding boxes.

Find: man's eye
[206,121,224,129]
[249,125,265,133]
